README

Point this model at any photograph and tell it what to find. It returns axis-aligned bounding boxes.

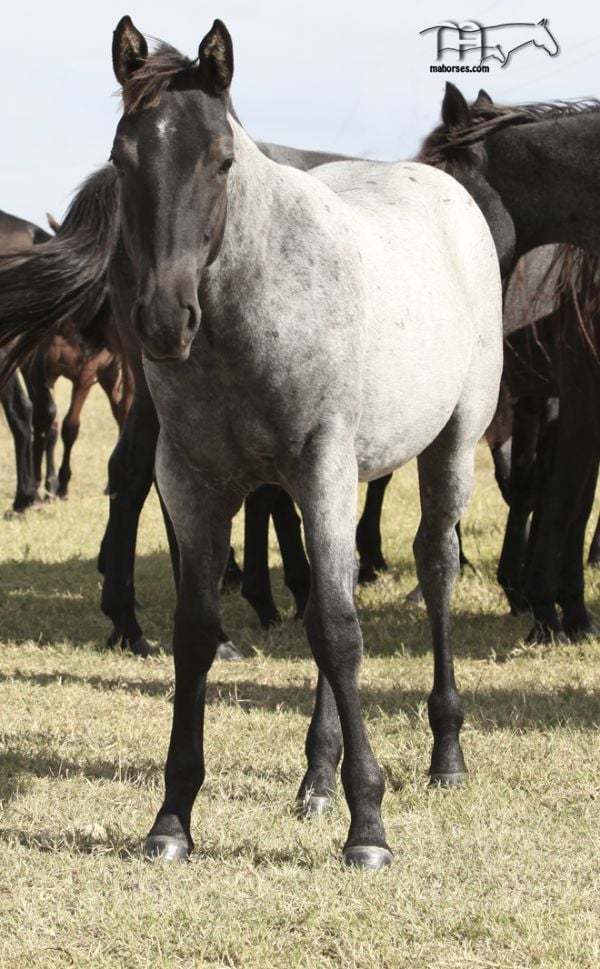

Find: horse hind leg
[1,375,37,513]
[414,414,483,787]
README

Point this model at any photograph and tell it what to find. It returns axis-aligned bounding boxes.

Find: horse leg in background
[24,360,58,497]
[98,391,158,657]
[241,485,280,626]
[356,473,392,583]
[57,377,94,498]
[221,546,243,591]
[241,484,310,626]
[556,453,600,638]
[497,396,554,615]
[97,355,131,431]
[144,440,244,859]
[295,435,390,870]
[270,485,310,619]
[523,390,594,644]
[155,483,244,661]
[588,513,600,567]
[0,374,37,513]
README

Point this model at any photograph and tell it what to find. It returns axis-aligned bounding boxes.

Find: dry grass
[0,379,598,969]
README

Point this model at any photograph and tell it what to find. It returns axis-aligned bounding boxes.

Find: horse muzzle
[132,295,200,362]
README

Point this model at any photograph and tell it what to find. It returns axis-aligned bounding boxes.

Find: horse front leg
[294,434,390,870]
[144,442,243,859]
[25,364,58,497]
[57,379,93,498]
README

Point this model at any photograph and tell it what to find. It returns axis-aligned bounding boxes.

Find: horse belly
[355,299,474,480]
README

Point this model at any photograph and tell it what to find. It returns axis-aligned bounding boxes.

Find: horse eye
[219,157,234,175]
[109,151,123,174]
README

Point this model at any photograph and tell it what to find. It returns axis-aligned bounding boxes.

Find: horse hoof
[105,629,121,649]
[295,794,333,818]
[565,623,600,642]
[130,636,153,658]
[143,835,190,861]
[429,771,468,788]
[343,845,393,871]
[216,640,245,662]
[526,625,569,646]
[405,583,424,605]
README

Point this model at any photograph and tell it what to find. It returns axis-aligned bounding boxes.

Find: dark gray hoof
[295,794,333,818]
[143,835,190,861]
[566,623,600,642]
[405,583,424,605]
[216,640,245,662]
[343,845,393,871]
[429,771,468,788]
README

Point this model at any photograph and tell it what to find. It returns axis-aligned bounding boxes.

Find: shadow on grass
[0,550,597,667]
[0,669,598,732]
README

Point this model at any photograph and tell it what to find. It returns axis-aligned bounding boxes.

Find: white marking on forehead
[156,118,176,141]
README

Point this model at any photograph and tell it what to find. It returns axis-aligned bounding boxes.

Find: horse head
[111,16,235,362]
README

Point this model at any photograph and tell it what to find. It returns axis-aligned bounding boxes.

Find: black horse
[0,210,50,513]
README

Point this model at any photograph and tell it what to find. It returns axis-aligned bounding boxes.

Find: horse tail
[0,166,120,387]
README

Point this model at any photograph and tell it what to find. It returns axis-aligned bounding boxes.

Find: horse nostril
[186,304,200,332]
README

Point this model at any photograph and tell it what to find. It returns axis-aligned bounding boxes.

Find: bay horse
[22,315,132,498]
[0,18,503,869]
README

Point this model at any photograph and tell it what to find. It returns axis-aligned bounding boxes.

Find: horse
[22,315,132,499]
[499,244,600,640]
[0,211,49,512]
[90,116,351,651]
[0,18,503,869]
[356,85,600,642]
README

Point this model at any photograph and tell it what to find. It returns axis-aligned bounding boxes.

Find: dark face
[111,90,234,361]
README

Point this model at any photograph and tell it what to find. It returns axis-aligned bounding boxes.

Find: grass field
[0,379,598,968]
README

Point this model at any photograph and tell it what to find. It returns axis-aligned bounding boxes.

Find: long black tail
[0,166,120,386]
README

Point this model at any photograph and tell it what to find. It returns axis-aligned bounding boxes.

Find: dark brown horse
[22,316,132,498]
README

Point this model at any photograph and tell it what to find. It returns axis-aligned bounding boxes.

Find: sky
[2,1,598,226]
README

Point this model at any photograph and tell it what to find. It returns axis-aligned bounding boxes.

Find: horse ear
[474,89,493,106]
[112,15,148,86]
[537,18,548,26]
[198,20,234,93]
[441,83,472,130]
[46,213,61,233]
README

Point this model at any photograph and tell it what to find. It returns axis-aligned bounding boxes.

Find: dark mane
[121,42,197,113]
[419,98,600,168]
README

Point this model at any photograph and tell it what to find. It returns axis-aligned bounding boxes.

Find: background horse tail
[0,166,120,386]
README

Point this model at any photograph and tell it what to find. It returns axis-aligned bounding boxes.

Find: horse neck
[203,120,300,317]
[484,113,600,260]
